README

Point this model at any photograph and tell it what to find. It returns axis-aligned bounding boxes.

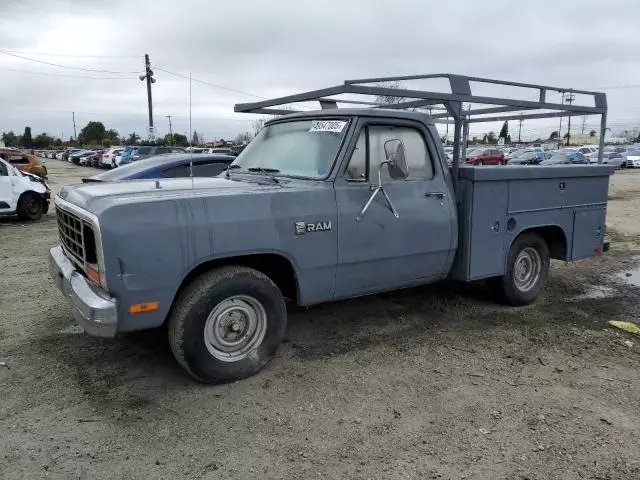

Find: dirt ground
[1,161,639,480]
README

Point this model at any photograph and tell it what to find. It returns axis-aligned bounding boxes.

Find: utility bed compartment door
[571,208,606,260]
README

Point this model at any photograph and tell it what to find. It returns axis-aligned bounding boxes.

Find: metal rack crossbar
[234,73,608,183]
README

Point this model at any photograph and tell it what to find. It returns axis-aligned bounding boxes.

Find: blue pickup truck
[49,74,612,383]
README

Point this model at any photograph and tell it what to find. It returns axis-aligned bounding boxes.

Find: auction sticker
[309,120,347,133]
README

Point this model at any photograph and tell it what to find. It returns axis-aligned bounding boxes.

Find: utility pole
[165,115,173,145]
[72,111,77,141]
[581,116,586,134]
[518,117,523,144]
[140,54,156,140]
[565,92,575,146]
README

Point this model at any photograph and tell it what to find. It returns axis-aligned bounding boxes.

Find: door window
[345,125,433,181]
[192,162,228,177]
[345,130,367,181]
[160,164,189,178]
[0,162,8,176]
[9,155,29,165]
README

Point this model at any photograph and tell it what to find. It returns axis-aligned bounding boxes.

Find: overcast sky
[2,0,640,142]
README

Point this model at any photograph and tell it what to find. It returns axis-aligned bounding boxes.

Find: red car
[465,148,504,165]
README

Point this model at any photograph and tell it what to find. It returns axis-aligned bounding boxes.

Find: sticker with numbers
[309,120,347,133]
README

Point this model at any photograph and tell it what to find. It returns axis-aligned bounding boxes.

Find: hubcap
[513,247,542,292]
[203,295,267,362]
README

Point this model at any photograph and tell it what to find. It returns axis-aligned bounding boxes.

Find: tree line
[2,122,241,149]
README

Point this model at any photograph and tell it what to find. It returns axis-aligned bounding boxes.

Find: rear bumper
[49,246,118,337]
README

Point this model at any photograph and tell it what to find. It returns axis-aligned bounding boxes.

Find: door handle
[425,192,446,199]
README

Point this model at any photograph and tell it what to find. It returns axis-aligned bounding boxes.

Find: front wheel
[168,266,287,383]
[17,192,43,221]
[496,233,549,306]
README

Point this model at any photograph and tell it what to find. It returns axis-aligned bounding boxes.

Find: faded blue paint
[51,110,614,334]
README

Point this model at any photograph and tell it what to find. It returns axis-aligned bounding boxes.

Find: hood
[56,175,304,215]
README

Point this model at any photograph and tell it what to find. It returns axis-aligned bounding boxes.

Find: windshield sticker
[309,120,347,133]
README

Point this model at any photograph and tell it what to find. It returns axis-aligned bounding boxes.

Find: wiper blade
[247,167,280,173]
[225,163,242,178]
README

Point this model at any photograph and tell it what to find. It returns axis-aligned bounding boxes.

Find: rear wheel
[496,232,549,306]
[17,192,43,221]
[168,266,287,383]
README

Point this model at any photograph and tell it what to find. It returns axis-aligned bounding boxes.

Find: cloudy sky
[2,0,640,142]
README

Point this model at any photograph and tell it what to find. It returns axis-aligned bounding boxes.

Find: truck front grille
[56,208,98,267]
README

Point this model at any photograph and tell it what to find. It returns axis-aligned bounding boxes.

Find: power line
[0,49,142,59]
[154,67,267,99]
[1,67,138,80]
[0,50,143,74]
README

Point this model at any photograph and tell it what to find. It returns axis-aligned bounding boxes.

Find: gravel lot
[1,160,639,480]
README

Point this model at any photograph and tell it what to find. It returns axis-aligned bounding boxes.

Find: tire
[17,192,43,221]
[476,160,484,166]
[168,266,287,383]
[496,232,549,306]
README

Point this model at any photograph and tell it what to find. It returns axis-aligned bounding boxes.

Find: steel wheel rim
[513,247,541,292]
[204,295,267,362]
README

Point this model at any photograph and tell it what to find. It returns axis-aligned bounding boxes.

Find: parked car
[85,150,104,167]
[506,151,542,165]
[69,149,92,164]
[204,147,235,156]
[540,151,586,165]
[82,153,236,182]
[577,146,598,163]
[0,149,48,178]
[77,151,97,166]
[465,147,504,165]
[100,147,124,168]
[131,146,185,162]
[626,148,640,167]
[0,157,50,220]
[602,152,626,168]
[505,148,545,163]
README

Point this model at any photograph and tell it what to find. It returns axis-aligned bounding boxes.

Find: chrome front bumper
[49,246,118,337]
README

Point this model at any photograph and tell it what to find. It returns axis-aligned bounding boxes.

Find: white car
[577,146,598,163]
[100,147,124,168]
[0,158,50,220]
[626,149,640,168]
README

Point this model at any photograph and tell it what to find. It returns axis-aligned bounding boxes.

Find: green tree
[33,133,54,148]
[103,128,120,144]
[22,126,33,148]
[168,133,188,147]
[78,121,106,145]
[589,130,597,137]
[1,131,18,147]
[549,131,559,140]
[486,131,497,143]
[498,121,509,140]
[126,132,140,144]
[191,130,202,146]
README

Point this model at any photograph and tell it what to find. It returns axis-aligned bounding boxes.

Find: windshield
[628,149,640,156]
[231,119,349,178]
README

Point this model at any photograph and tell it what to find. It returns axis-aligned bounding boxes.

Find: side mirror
[383,139,409,180]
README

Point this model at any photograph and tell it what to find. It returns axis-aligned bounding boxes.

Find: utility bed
[450,165,613,281]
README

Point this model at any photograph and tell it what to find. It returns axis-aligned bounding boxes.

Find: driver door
[333,120,455,298]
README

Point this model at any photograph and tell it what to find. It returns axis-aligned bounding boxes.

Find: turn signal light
[128,302,159,314]
[84,265,101,285]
